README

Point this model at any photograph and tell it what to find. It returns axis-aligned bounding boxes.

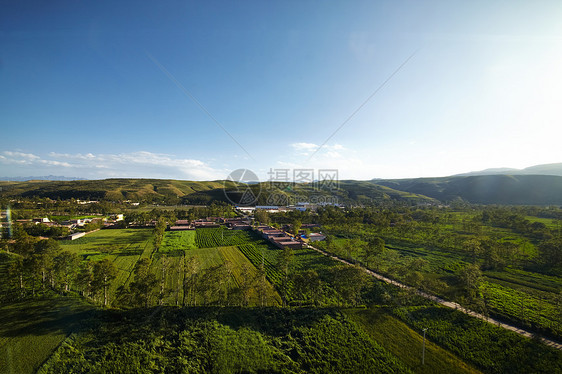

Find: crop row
[393,305,562,374]
[195,228,256,248]
[237,244,283,285]
[481,281,561,338]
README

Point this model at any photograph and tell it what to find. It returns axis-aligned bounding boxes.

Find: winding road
[306,244,562,351]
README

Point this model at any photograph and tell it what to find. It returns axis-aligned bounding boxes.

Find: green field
[160,230,197,252]
[318,212,562,340]
[59,229,156,305]
[345,308,481,374]
[3,209,562,373]
[0,296,93,374]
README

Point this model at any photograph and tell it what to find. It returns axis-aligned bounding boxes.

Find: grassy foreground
[0,295,94,374]
[344,308,481,374]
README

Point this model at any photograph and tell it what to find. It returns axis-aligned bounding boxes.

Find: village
[1,205,327,248]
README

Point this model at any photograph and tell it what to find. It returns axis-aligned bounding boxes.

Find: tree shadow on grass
[0,296,97,338]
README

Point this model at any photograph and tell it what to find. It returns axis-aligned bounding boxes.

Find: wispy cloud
[0,150,225,180]
[291,143,344,157]
[277,142,373,180]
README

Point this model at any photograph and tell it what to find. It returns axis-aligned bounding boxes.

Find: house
[308,233,326,242]
[261,229,284,239]
[109,214,124,221]
[236,206,255,213]
[270,236,295,244]
[273,240,302,249]
[193,221,219,228]
[32,217,51,224]
[169,225,195,231]
[67,232,86,240]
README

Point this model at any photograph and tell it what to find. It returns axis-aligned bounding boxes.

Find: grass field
[152,229,282,306]
[0,295,94,374]
[525,216,561,229]
[344,308,481,374]
[160,230,197,252]
[59,228,155,257]
[59,229,155,305]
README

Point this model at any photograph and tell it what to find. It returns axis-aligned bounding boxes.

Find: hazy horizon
[2,1,562,181]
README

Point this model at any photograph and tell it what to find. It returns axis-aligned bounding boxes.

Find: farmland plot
[59,229,155,305]
[160,230,197,253]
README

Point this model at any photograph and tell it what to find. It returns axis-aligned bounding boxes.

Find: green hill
[375,174,562,205]
[0,178,436,206]
[0,179,239,204]
[3,174,561,205]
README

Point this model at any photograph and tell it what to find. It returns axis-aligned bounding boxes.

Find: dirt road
[306,244,562,351]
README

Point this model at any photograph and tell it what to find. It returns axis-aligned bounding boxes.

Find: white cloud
[290,142,346,158]
[290,142,319,156]
[0,150,226,180]
[270,143,372,180]
[0,151,41,164]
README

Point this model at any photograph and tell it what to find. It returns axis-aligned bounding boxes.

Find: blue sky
[1,0,561,181]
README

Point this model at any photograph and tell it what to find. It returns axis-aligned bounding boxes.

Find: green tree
[158,255,171,305]
[182,256,200,306]
[76,262,94,298]
[276,247,294,306]
[92,259,118,306]
[458,263,483,302]
[291,270,322,306]
[363,237,385,268]
[292,220,302,236]
[235,263,256,306]
[198,262,230,306]
[154,217,167,249]
[53,251,80,292]
[33,239,61,288]
[129,258,158,307]
[7,256,26,299]
[538,239,562,269]
[254,209,270,225]
[330,265,367,306]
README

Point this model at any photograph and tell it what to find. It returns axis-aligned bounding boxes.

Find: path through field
[306,244,562,351]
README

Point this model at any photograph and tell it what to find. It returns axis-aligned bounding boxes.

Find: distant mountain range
[0,176,88,181]
[454,163,562,177]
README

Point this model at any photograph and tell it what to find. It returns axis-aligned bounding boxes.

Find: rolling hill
[375,174,562,205]
[0,178,436,206]
[1,173,561,206]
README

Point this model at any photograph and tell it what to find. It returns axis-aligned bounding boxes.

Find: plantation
[159,230,197,253]
[195,227,257,248]
[344,308,481,374]
[311,205,562,341]
[37,307,413,374]
[392,305,562,374]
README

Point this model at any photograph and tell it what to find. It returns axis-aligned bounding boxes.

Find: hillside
[0,178,436,206]
[375,174,562,205]
[2,174,561,206]
[0,179,240,204]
